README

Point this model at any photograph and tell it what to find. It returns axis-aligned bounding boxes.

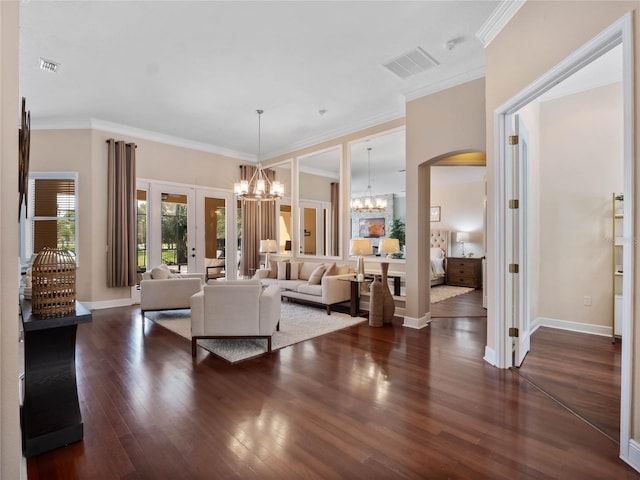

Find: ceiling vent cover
[383,47,439,80]
[39,58,60,73]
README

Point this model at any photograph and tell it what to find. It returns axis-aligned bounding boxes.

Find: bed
[430,230,448,286]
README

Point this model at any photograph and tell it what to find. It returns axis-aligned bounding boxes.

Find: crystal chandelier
[351,147,387,213]
[234,110,284,201]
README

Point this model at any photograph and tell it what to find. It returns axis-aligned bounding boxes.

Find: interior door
[509,114,531,367]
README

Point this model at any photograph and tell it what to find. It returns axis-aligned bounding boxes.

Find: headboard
[430,230,449,255]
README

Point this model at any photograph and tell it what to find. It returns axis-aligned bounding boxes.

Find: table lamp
[350,238,372,280]
[378,238,400,259]
[456,232,470,257]
[259,239,277,267]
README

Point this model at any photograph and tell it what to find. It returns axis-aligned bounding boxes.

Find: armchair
[190,280,281,356]
[140,266,205,321]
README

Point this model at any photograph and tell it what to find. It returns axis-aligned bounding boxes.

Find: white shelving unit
[612,192,623,342]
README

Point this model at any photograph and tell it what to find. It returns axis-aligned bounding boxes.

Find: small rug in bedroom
[431,285,475,303]
[144,302,365,363]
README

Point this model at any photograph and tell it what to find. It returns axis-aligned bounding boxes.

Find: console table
[20,298,92,458]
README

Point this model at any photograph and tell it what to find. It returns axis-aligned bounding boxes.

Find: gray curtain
[107,139,137,287]
[261,168,277,240]
[330,182,340,256]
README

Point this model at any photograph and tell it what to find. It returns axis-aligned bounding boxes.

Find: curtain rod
[105,139,137,148]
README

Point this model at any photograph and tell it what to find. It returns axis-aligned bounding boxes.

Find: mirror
[271,161,293,255]
[350,129,406,260]
[298,147,341,257]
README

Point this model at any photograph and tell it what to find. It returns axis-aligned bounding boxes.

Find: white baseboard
[403,313,430,329]
[483,346,497,366]
[82,297,135,311]
[531,317,611,337]
[626,439,640,473]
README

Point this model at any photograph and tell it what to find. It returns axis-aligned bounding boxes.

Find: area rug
[145,302,365,363]
[431,285,475,303]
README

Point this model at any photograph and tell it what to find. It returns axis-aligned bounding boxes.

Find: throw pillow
[268,260,279,279]
[336,264,351,275]
[289,261,300,280]
[151,265,171,279]
[308,265,326,285]
[277,261,289,280]
[277,261,300,280]
[323,262,337,278]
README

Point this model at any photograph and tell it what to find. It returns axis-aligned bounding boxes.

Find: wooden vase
[369,275,384,327]
[380,262,395,324]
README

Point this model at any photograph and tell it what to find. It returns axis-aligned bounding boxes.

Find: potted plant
[389,218,405,259]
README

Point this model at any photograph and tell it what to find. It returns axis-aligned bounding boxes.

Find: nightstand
[446,257,482,288]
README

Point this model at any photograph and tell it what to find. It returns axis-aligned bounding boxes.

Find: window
[22,173,78,265]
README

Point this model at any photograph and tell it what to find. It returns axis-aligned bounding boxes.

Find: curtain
[107,139,137,287]
[239,165,279,276]
[330,182,340,256]
[240,165,259,277]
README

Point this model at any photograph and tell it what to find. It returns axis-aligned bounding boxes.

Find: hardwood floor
[515,327,622,442]
[27,294,639,479]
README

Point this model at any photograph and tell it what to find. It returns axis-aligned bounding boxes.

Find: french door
[137,181,236,279]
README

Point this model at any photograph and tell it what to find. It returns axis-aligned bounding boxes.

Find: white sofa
[254,260,353,314]
[140,265,205,319]
[190,279,281,356]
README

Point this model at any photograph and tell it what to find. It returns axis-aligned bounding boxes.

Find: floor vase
[380,262,395,324]
[369,276,384,327]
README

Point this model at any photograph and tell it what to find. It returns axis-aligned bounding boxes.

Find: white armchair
[190,279,281,356]
[140,266,205,321]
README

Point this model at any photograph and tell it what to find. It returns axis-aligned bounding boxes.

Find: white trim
[483,346,497,366]
[31,117,255,162]
[404,67,486,102]
[627,439,640,472]
[530,317,611,337]
[402,313,430,329]
[82,297,134,310]
[476,0,527,48]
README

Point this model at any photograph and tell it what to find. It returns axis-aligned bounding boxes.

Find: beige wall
[29,128,246,304]
[0,2,21,477]
[405,78,486,321]
[485,0,638,447]
[431,179,485,258]
[538,83,623,327]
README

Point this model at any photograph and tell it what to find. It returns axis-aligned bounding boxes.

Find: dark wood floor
[27,293,639,479]
[516,326,622,442]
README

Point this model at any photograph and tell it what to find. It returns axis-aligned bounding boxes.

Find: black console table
[20,299,92,458]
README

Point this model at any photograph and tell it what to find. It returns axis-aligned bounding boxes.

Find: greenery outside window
[21,172,78,266]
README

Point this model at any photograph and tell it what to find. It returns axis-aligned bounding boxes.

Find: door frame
[491,13,633,460]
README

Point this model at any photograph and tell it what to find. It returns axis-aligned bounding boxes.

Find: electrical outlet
[583,296,592,306]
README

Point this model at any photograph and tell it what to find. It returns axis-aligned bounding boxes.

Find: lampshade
[350,238,373,256]
[259,239,277,253]
[378,238,400,255]
[456,232,470,243]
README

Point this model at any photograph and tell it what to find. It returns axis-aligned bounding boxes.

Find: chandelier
[234,110,284,201]
[351,147,387,213]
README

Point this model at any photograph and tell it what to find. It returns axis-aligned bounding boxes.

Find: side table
[339,276,369,317]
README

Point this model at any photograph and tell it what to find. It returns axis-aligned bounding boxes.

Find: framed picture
[430,206,441,222]
[358,217,385,238]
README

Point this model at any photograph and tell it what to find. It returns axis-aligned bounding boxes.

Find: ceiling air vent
[383,47,439,80]
[39,58,60,73]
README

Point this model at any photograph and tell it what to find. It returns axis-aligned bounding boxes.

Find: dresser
[446,257,482,289]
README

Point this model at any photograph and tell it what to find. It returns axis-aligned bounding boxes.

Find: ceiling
[19,0,500,160]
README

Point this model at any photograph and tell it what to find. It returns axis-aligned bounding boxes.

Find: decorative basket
[31,247,76,316]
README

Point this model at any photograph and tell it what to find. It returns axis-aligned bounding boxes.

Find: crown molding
[30,117,256,161]
[404,67,486,102]
[476,0,526,48]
